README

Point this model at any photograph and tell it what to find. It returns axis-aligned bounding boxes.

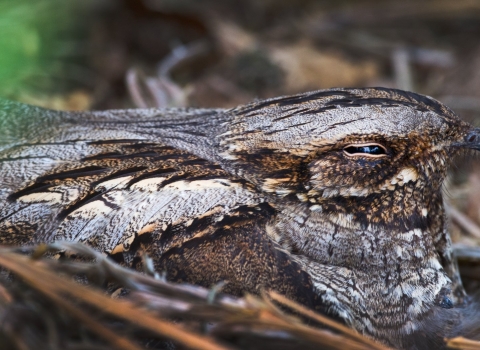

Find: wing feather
[0,120,265,254]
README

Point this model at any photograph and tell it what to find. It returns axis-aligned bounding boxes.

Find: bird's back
[0,101,240,245]
[0,99,321,308]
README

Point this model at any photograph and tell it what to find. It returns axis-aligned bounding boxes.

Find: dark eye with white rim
[343,143,387,157]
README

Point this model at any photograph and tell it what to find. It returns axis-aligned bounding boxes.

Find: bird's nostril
[439,296,453,309]
[459,129,480,149]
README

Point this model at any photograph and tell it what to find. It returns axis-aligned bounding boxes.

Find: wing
[0,101,262,253]
[0,136,265,253]
[0,101,325,311]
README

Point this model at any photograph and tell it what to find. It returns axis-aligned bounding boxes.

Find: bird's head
[217,88,477,230]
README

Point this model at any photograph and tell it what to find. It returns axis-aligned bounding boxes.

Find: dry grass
[1,242,479,349]
[0,242,392,350]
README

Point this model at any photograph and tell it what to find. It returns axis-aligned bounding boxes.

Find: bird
[0,87,479,349]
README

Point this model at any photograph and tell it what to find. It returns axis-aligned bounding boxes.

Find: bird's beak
[458,128,480,151]
[453,127,480,150]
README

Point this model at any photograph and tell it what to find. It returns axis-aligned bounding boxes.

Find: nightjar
[0,88,479,349]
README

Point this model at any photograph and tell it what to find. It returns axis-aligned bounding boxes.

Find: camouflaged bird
[1,88,480,349]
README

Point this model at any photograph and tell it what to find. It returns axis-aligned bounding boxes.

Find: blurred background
[2,0,480,277]
[4,0,480,112]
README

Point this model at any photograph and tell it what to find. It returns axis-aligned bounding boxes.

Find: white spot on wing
[130,177,166,191]
[18,192,63,204]
[95,176,133,191]
[163,179,237,190]
[71,200,113,216]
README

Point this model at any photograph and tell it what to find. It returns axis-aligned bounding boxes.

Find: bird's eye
[343,143,387,157]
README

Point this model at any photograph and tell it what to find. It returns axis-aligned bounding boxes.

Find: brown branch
[448,205,480,239]
[268,291,391,350]
[446,336,480,349]
[0,251,232,350]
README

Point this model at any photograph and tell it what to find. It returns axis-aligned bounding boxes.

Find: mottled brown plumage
[0,88,479,349]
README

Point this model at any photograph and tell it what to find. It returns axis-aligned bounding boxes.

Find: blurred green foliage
[0,0,92,97]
